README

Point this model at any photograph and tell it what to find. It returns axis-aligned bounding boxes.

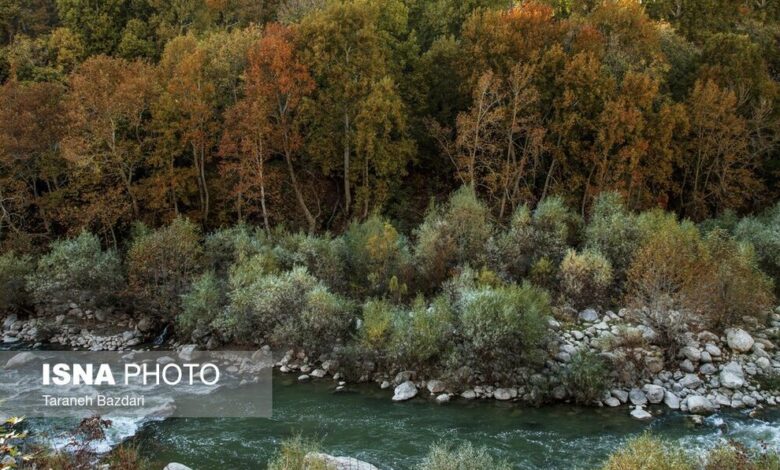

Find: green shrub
[360,299,399,351]
[414,186,493,289]
[178,271,224,340]
[734,202,780,284]
[127,217,203,318]
[417,442,511,470]
[26,231,123,310]
[458,282,550,364]
[390,296,455,367]
[204,224,270,274]
[564,350,612,404]
[494,197,581,280]
[559,249,614,310]
[273,232,346,293]
[601,434,694,470]
[584,192,641,279]
[341,215,412,298]
[220,266,352,354]
[0,251,33,311]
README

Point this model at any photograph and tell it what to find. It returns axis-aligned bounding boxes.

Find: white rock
[664,391,680,410]
[630,406,653,420]
[298,374,310,382]
[642,384,664,404]
[679,374,702,389]
[163,464,193,470]
[311,368,327,378]
[305,453,379,470]
[681,346,701,362]
[705,343,722,357]
[720,361,745,389]
[726,329,754,353]
[611,389,629,403]
[686,395,716,414]
[178,344,197,361]
[493,388,514,401]
[427,380,446,394]
[461,390,476,400]
[604,397,621,407]
[392,381,418,401]
[436,393,450,404]
[5,352,36,368]
[579,309,599,322]
[629,388,647,405]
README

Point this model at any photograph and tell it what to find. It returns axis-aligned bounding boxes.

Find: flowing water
[127,373,780,469]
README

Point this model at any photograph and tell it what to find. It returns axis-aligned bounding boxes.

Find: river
[122,373,780,469]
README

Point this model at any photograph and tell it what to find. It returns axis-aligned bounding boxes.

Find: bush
[26,231,123,310]
[601,434,694,470]
[390,296,455,368]
[627,211,707,314]
[414,186,493,289]
[584,192,642,279]
[127,217,203,318]
[417,442,511,470]
[494,197,581,280]
[564,350,612,404]
[178,271,224,340]
[204,224,270,274]
[699,230,774,329]
[220,266,353,354]
[341,215,412,298]
[458,282,550,365]
[273,232,345,293]
[0,251,33,311]
[734,202,780,285]
[559,249,614,310]
[360,299,399,351]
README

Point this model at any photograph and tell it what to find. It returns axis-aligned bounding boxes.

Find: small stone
[435,393,450,404]
[705,343,721,357]
[380,380,391,389]
[720,361,745,389]
[681,346,702,362]
[611,389,629,403]
[699,363,717,375]
[298,374,311,382]
[680,359,696,373]
[493,388,515,401]
[311,368,327,378]
[461,390,477,400]
[604,397,621,407]
[679,374,702,389]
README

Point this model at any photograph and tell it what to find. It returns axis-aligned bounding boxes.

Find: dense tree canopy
[0,0,778,251]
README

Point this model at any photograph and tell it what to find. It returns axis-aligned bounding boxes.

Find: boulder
[5,352,37,368]
[611,389,629,403]
[178,344,197,361]
[493,388,514,401]
[628,388,647,405]
[579,309,599,322]
[393,370,415,385]
[705,343,721,357]
[461,390,477,400]
[681,346,701,362]
[163,464,192,470]
[436,393,450,404]
[699,363,717,375]
[679,374,702,389]
[719,361,745,389]
[310,368,327,378]
[427,380,446,394]
[642,384,665,404]
[392,381,418,402]
[726,329,754,353]
[630,406,653,420]
[663,391,680,410]
[686,395,716,414]
[305,453,379,470]
[604,397,621,407]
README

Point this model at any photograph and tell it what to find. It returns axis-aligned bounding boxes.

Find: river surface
[124,373,780,469]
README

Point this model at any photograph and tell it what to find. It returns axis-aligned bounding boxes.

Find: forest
[0,0,778,250]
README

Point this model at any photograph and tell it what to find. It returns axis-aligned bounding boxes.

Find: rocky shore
[4,305,780,421]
